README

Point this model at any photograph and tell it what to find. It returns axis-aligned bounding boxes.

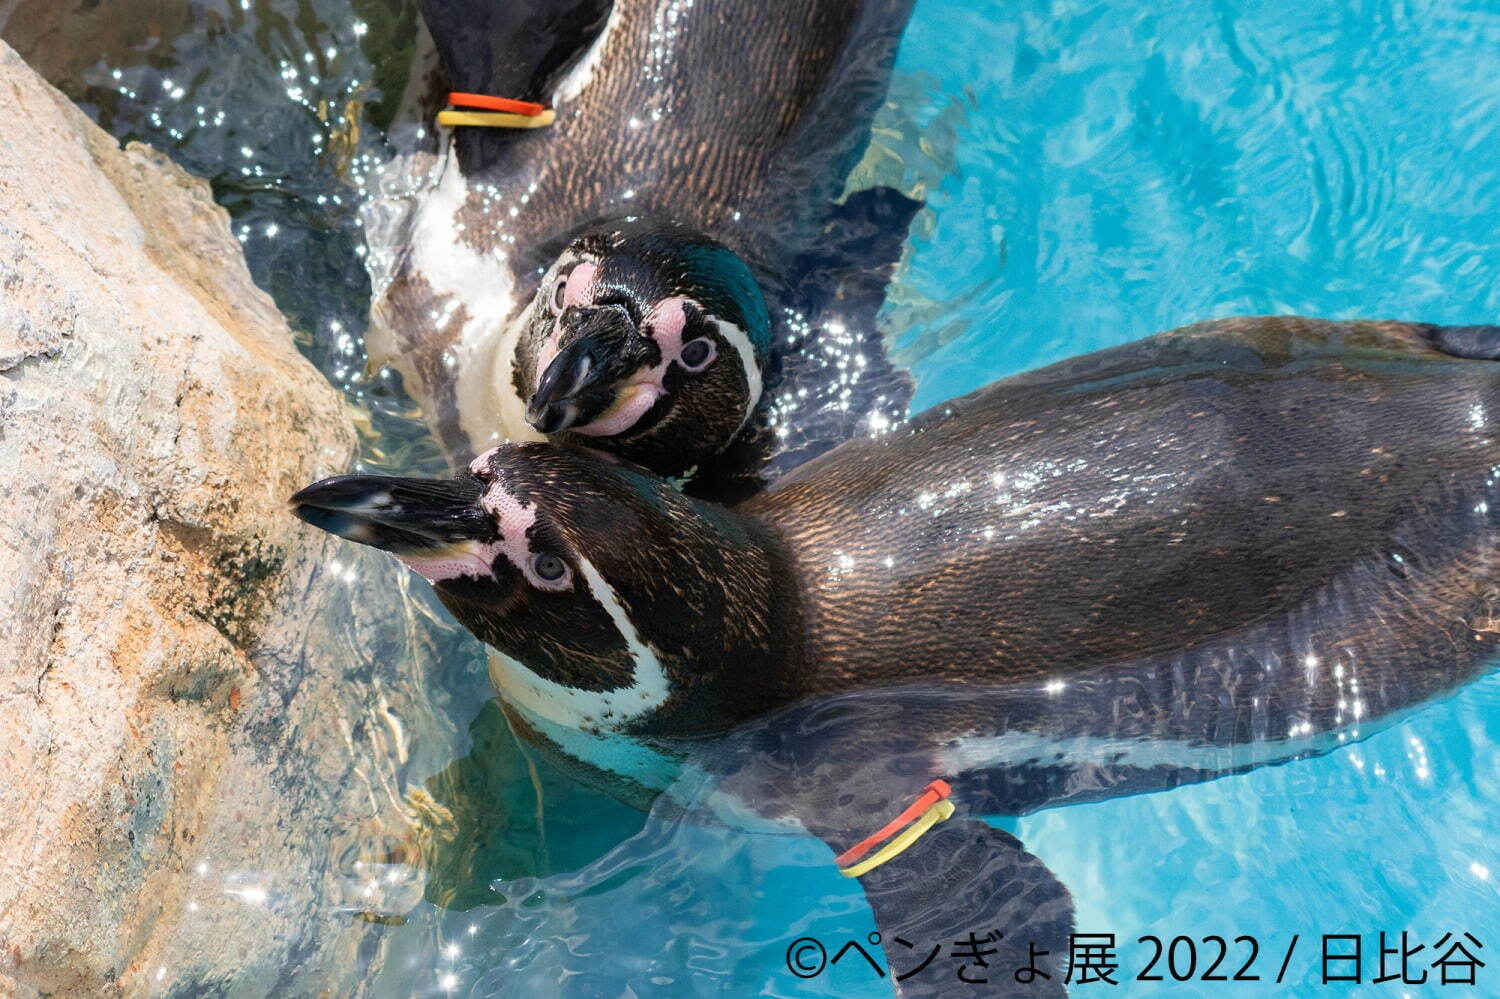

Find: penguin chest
[454,305,546,455]
[485,648,680,793]
[490,652,682,796]
[402,151,546,455]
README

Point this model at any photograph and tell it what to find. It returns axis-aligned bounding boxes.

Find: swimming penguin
[293,315,1500,995]
[366,0,920,497]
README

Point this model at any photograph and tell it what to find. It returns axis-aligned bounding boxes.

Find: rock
[0,38,394,997]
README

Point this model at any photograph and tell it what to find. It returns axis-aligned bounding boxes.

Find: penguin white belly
[492,653,681,792]
[455,299,545,453]
[940,717,1379,778]
[387,147,546,451]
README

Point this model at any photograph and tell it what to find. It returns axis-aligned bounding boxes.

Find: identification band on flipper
[836,779,954,878]
[436,92,556,130]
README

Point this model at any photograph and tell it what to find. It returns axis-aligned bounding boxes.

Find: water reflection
[366,673,1500,998]
[2,0,433,464]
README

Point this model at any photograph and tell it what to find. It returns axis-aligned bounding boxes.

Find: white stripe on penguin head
[477,472,670,730]
[711,317,764,433]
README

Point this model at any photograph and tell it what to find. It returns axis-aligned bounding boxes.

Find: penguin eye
[548,260,583,315]
[529,552,571,588]
[679,337,716,372]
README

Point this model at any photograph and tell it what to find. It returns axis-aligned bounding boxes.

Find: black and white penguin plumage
[476,220,775,493]
[295,316,1500,997]
[365,0,921,500]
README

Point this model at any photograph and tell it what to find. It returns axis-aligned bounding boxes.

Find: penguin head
[516,220,772,482]
[290,443,793,734]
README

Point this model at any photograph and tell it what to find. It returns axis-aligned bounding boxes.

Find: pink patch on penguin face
[570,296,692,437]
[570,382,666,437]
[480,476,539,573]
[561,260,598,311]
[399,450,574,590]
[396,543,504,583]
[481,475,574,591]
[536,259,601,383]
[644,296,688,361]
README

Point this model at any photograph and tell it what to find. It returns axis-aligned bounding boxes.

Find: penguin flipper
[1419,323,1500,360]
[759,186,921,482]
[803,813,1074,998]
[417,0,613,103]
[666,691,1076,996]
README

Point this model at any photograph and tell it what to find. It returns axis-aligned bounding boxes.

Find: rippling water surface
[880,0,1500,409]
[7,0,1498,994]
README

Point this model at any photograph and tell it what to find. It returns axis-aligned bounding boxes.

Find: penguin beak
[527,303,657,434]
[288,473,489,555]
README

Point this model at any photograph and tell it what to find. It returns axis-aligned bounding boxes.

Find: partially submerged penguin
[483,220,776,495]
[294,316,1500,996]
[366,0,920,498]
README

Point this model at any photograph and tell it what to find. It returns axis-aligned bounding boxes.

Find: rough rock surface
[0,38,386,997]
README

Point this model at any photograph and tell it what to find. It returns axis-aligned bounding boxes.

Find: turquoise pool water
[22,0,1498,994]
[889,0,1500,409]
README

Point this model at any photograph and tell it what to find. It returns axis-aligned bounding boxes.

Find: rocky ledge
[0,38,383,998]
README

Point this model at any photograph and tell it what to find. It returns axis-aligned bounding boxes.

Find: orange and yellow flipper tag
[836,779,955,878]
[437,92,555,130]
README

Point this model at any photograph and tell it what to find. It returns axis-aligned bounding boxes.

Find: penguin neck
[454,303,546,455]
[635,510,808,737]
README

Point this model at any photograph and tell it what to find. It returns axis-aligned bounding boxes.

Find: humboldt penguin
[366,0,920,499]
[293,316,1500,996]
[475,219,776,493]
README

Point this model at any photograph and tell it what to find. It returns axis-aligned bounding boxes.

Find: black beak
[526,303,657,434]
[289,473,488,554]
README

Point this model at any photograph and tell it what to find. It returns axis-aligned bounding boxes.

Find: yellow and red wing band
[438,92,554,129]
[838,800,956,878]
[834,778,955,877]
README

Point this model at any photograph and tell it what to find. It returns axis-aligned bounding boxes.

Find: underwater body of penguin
[294,315,1500,996]
[366,0,920,499]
